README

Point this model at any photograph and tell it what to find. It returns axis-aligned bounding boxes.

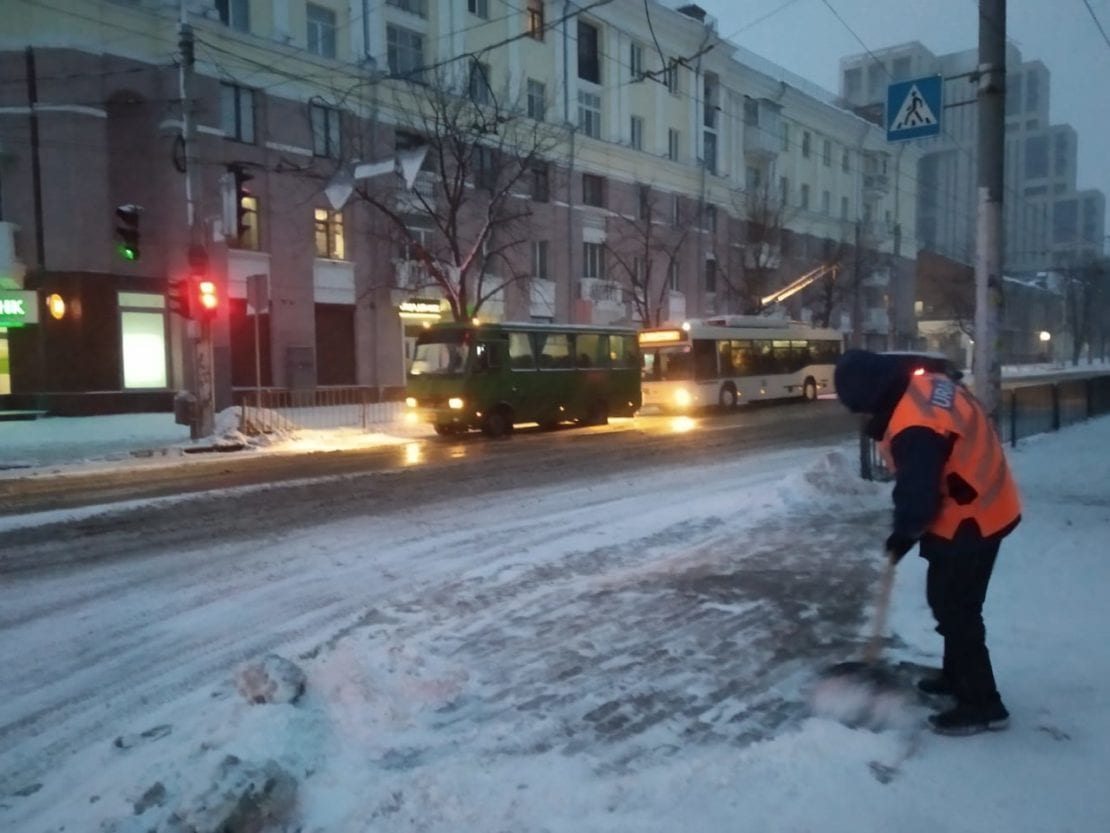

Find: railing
[862,375,1110,480]
[234,387,409,435]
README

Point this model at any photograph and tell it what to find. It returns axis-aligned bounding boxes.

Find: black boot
[929,700,1010,735]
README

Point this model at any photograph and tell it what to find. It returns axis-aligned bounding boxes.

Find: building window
[583,241,605,278]
[306,3,337,58]
[526,0,544,39]
[474,145,497,191]
[531,164,549,202]
[667,260,679,291]
[387,25,424,80]
[822,139,832,166]
[822,190,830,214]
[314,208,345,259]
[310,104,341,157]
[387,0,428,17]
[800,183,810,210]
[1054,133,1070,177]
[630,42,644,78]
[664,59,679,94]
[779,176,789,205]
[582,173,605,207]
[577,20,600,83]
[746,165,761,192]
[578,90,601,138]
[802,131,811,158]
[119,292,168,389]
[892,56,912,81]
[842,148,850,173]
[638,185,651,220]
[841,195,849,219]
[220,83,255,143]
[705,258,717,293]
[844,67,861,98]
[236,195,260,250]
[705,204,717,232]
[468,59,492,105]
[781,121,789,151]
[531,239,549,279]
[468,0,489,19]
[743,98,759,125]
[216,0,249,32]
[668,128,679,162]
[630,115,644,150]
[703,131,717,174]
[1025,135,1048,179]
[527,79,546,120]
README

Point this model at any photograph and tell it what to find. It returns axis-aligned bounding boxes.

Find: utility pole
[178,2,214,438]
[974,0,1006,423]
[852,218,863,348]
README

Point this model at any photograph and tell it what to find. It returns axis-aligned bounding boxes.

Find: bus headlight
[448,397,465,410]
[674,388,692,408]
[405,397,417,408]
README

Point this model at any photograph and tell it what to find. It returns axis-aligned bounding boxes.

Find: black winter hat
[834,349,909,415]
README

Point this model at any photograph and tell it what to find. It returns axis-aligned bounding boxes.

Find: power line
[1080,0,1110,50]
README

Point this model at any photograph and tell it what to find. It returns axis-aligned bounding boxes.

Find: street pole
[852,219,863,348]
[974,0,1006,423]
[178,2,214,438]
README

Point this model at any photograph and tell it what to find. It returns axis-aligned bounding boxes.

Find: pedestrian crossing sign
[886,75,942,142]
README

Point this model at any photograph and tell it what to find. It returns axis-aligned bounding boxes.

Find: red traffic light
[197,279,219,317]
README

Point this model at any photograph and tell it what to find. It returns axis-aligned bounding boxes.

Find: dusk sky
[703,0,1110,219]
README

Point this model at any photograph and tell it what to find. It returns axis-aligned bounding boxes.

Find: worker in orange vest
[834,349,1022,735]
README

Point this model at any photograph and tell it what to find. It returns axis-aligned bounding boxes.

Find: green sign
[0,291,38,328]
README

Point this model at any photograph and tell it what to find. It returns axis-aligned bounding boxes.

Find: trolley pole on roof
[973,0,1006,424]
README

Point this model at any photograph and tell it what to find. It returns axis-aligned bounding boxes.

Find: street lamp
[1039,330,1052,366]
[1039,330,1051,343]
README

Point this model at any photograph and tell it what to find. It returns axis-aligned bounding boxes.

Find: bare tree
[353,66,560,321]
[721,181,791,314]
[605,187,693,326]
[1064,258,1107,365]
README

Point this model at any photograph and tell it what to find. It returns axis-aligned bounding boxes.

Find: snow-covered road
[0,441,887,830]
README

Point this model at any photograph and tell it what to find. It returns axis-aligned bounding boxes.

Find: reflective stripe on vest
[880,374,1022,539]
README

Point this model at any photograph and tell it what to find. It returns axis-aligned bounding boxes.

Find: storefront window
[119,292,168,389]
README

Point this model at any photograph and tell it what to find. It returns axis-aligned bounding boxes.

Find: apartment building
[840,41,1106,276]
[0,0,917,413]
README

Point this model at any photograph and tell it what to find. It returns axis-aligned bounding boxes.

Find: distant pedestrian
[834,350,1022,736]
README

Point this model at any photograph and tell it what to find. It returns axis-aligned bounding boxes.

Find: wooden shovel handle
[862,552,897,664]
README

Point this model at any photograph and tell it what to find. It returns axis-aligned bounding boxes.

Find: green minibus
[405,321,642,437]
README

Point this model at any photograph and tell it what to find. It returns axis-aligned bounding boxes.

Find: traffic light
[197,278,219,318]
[229,164,254,243]
[115,204,142,261]
[167,278,192,319]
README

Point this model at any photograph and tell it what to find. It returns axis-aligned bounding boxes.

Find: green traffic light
[116,243,138,261]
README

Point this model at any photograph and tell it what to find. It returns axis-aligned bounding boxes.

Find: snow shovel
[809,551,915,729]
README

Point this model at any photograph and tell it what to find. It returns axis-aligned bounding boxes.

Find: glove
[885,532,917,564]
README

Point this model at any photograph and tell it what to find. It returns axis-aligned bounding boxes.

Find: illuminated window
[526,0,544,39]
[118,292,167,389]
[314,208,344,259]
[238,195,260,250]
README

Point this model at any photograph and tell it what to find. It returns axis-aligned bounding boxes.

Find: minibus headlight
[674,389,692,407]
[405,397,417,408]
[448,397,464,410]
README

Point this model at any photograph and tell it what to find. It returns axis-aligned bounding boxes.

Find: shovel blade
[809,661,917,731]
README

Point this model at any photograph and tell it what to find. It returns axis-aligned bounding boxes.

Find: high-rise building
[840,41,1105,275]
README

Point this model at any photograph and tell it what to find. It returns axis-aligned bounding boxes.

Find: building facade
[0,0,918,414]
[840,41,1106,276]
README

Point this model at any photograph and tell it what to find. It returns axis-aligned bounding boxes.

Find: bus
[638,315,843,412]
[406,321,642,437]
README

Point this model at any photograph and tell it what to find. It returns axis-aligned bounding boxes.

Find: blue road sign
[886,75,942,142]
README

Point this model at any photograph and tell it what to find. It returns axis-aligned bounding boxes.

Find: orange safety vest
[880,373,1022,540]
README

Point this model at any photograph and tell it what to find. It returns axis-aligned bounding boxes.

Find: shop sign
[0,290,38,328]
[398,298,443,317]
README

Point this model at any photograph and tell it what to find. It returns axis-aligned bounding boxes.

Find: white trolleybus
[638,316,843,412]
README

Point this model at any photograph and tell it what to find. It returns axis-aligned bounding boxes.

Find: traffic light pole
[178,3,215,439]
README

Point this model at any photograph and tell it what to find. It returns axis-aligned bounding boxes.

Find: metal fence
[235,387,408,434]
[862,374,1110,480]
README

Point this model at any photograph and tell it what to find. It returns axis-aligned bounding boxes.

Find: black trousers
[920,527,1004,708]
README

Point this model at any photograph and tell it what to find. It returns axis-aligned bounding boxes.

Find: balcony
[744,122,779,160]
[579,277,627,322]
[863,172,890,196]
[393,172,437,213]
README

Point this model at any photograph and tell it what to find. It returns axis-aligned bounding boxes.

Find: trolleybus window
[576,333,604,368]
[508,331,535,370]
